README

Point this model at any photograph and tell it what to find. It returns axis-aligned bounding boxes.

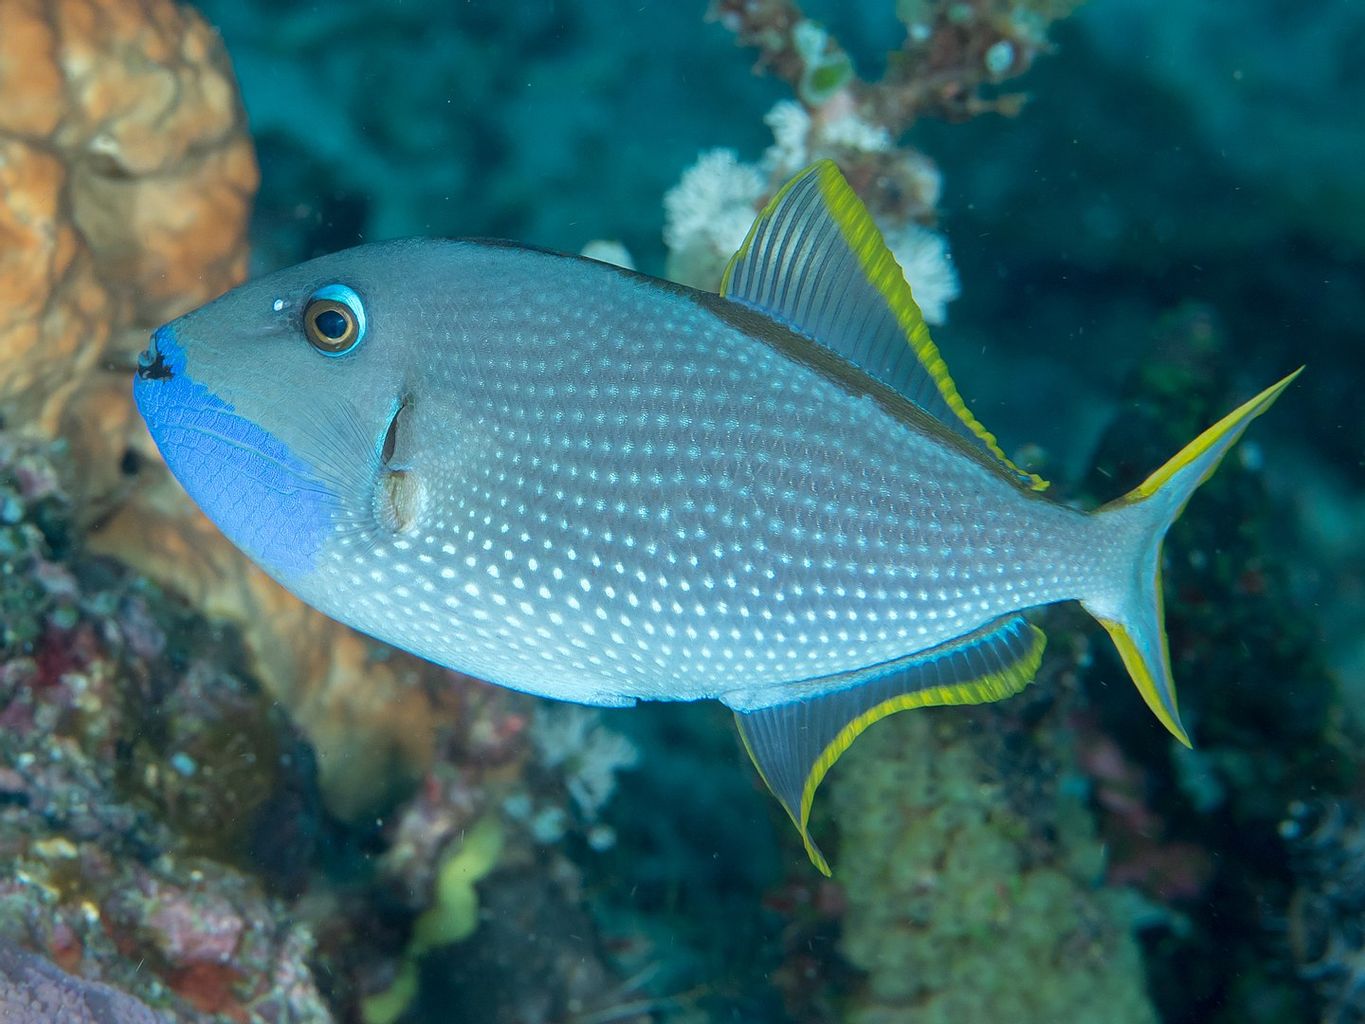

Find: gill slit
[380,394,409,470]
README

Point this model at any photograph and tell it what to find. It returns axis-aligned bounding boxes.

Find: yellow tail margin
[1084,369,1303,746]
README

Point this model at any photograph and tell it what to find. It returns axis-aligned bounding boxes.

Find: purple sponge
[0,943,164,1024]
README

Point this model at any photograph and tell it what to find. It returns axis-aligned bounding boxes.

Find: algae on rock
[830,707,1156,1024]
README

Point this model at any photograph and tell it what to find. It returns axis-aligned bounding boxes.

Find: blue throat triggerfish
[134,161,1298,873]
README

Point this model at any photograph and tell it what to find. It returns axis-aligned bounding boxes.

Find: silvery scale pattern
[292,248,1121,709]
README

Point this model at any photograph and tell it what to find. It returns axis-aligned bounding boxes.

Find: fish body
[134,162,1297,871]
[139,240,1092,708]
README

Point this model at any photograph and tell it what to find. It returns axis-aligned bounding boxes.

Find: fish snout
[136,326,176,382]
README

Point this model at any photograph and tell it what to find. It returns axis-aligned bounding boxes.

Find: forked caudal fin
[1082,369,1303,747]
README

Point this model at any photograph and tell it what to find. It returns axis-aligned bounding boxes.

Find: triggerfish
[134,161,1299,873]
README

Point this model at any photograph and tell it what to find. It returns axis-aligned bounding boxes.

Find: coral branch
[710,0,1081,132]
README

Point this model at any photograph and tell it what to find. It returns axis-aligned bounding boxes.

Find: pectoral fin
[733,615,1046,875]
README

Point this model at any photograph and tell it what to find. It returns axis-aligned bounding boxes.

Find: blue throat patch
[133,325,331,581]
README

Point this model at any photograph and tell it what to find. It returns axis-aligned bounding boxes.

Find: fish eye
[303,284,367,356]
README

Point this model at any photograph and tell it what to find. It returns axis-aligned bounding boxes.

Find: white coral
[762,100,812,177]
[820,112,892,155]
[663,125,958,322]
[530,705,639,822]
[884,223,960,325]
[762,100,891,178]
[663,149,764,290]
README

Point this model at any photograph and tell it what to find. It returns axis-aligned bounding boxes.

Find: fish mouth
[136,327,175,382]
[132,335,337,580]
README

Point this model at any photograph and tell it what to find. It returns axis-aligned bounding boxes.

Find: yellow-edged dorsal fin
[721,160,1047,491]
[732,615,1046,875]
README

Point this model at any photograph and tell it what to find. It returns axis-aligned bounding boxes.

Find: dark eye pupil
[314,309,348,339]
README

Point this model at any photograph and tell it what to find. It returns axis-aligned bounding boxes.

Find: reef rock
[1283,801,1365,1021]
[0,435,335,1023]
[0,943,164,1024]
[94,468,440,818]
[0,0,439,819]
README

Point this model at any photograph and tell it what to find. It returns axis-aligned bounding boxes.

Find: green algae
[792,20,854,106]
[412,815,503,952]
[361,816,504,1024]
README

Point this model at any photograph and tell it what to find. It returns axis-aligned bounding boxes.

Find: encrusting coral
[827,661,1156,1023]
[0,426,647,1023]
[93,473,441,818]
[0,436,335,1023]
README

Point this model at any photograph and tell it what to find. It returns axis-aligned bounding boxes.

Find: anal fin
[733,615,1046,875]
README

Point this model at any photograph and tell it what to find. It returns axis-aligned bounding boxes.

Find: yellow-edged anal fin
[733,615,1046,875]
[721,160,1047,492]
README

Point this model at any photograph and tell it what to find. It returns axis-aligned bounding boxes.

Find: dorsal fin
[721,160,1047,491]
[732,614,1046,875]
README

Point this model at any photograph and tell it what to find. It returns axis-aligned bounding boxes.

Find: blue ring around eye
[309,283,367,355]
